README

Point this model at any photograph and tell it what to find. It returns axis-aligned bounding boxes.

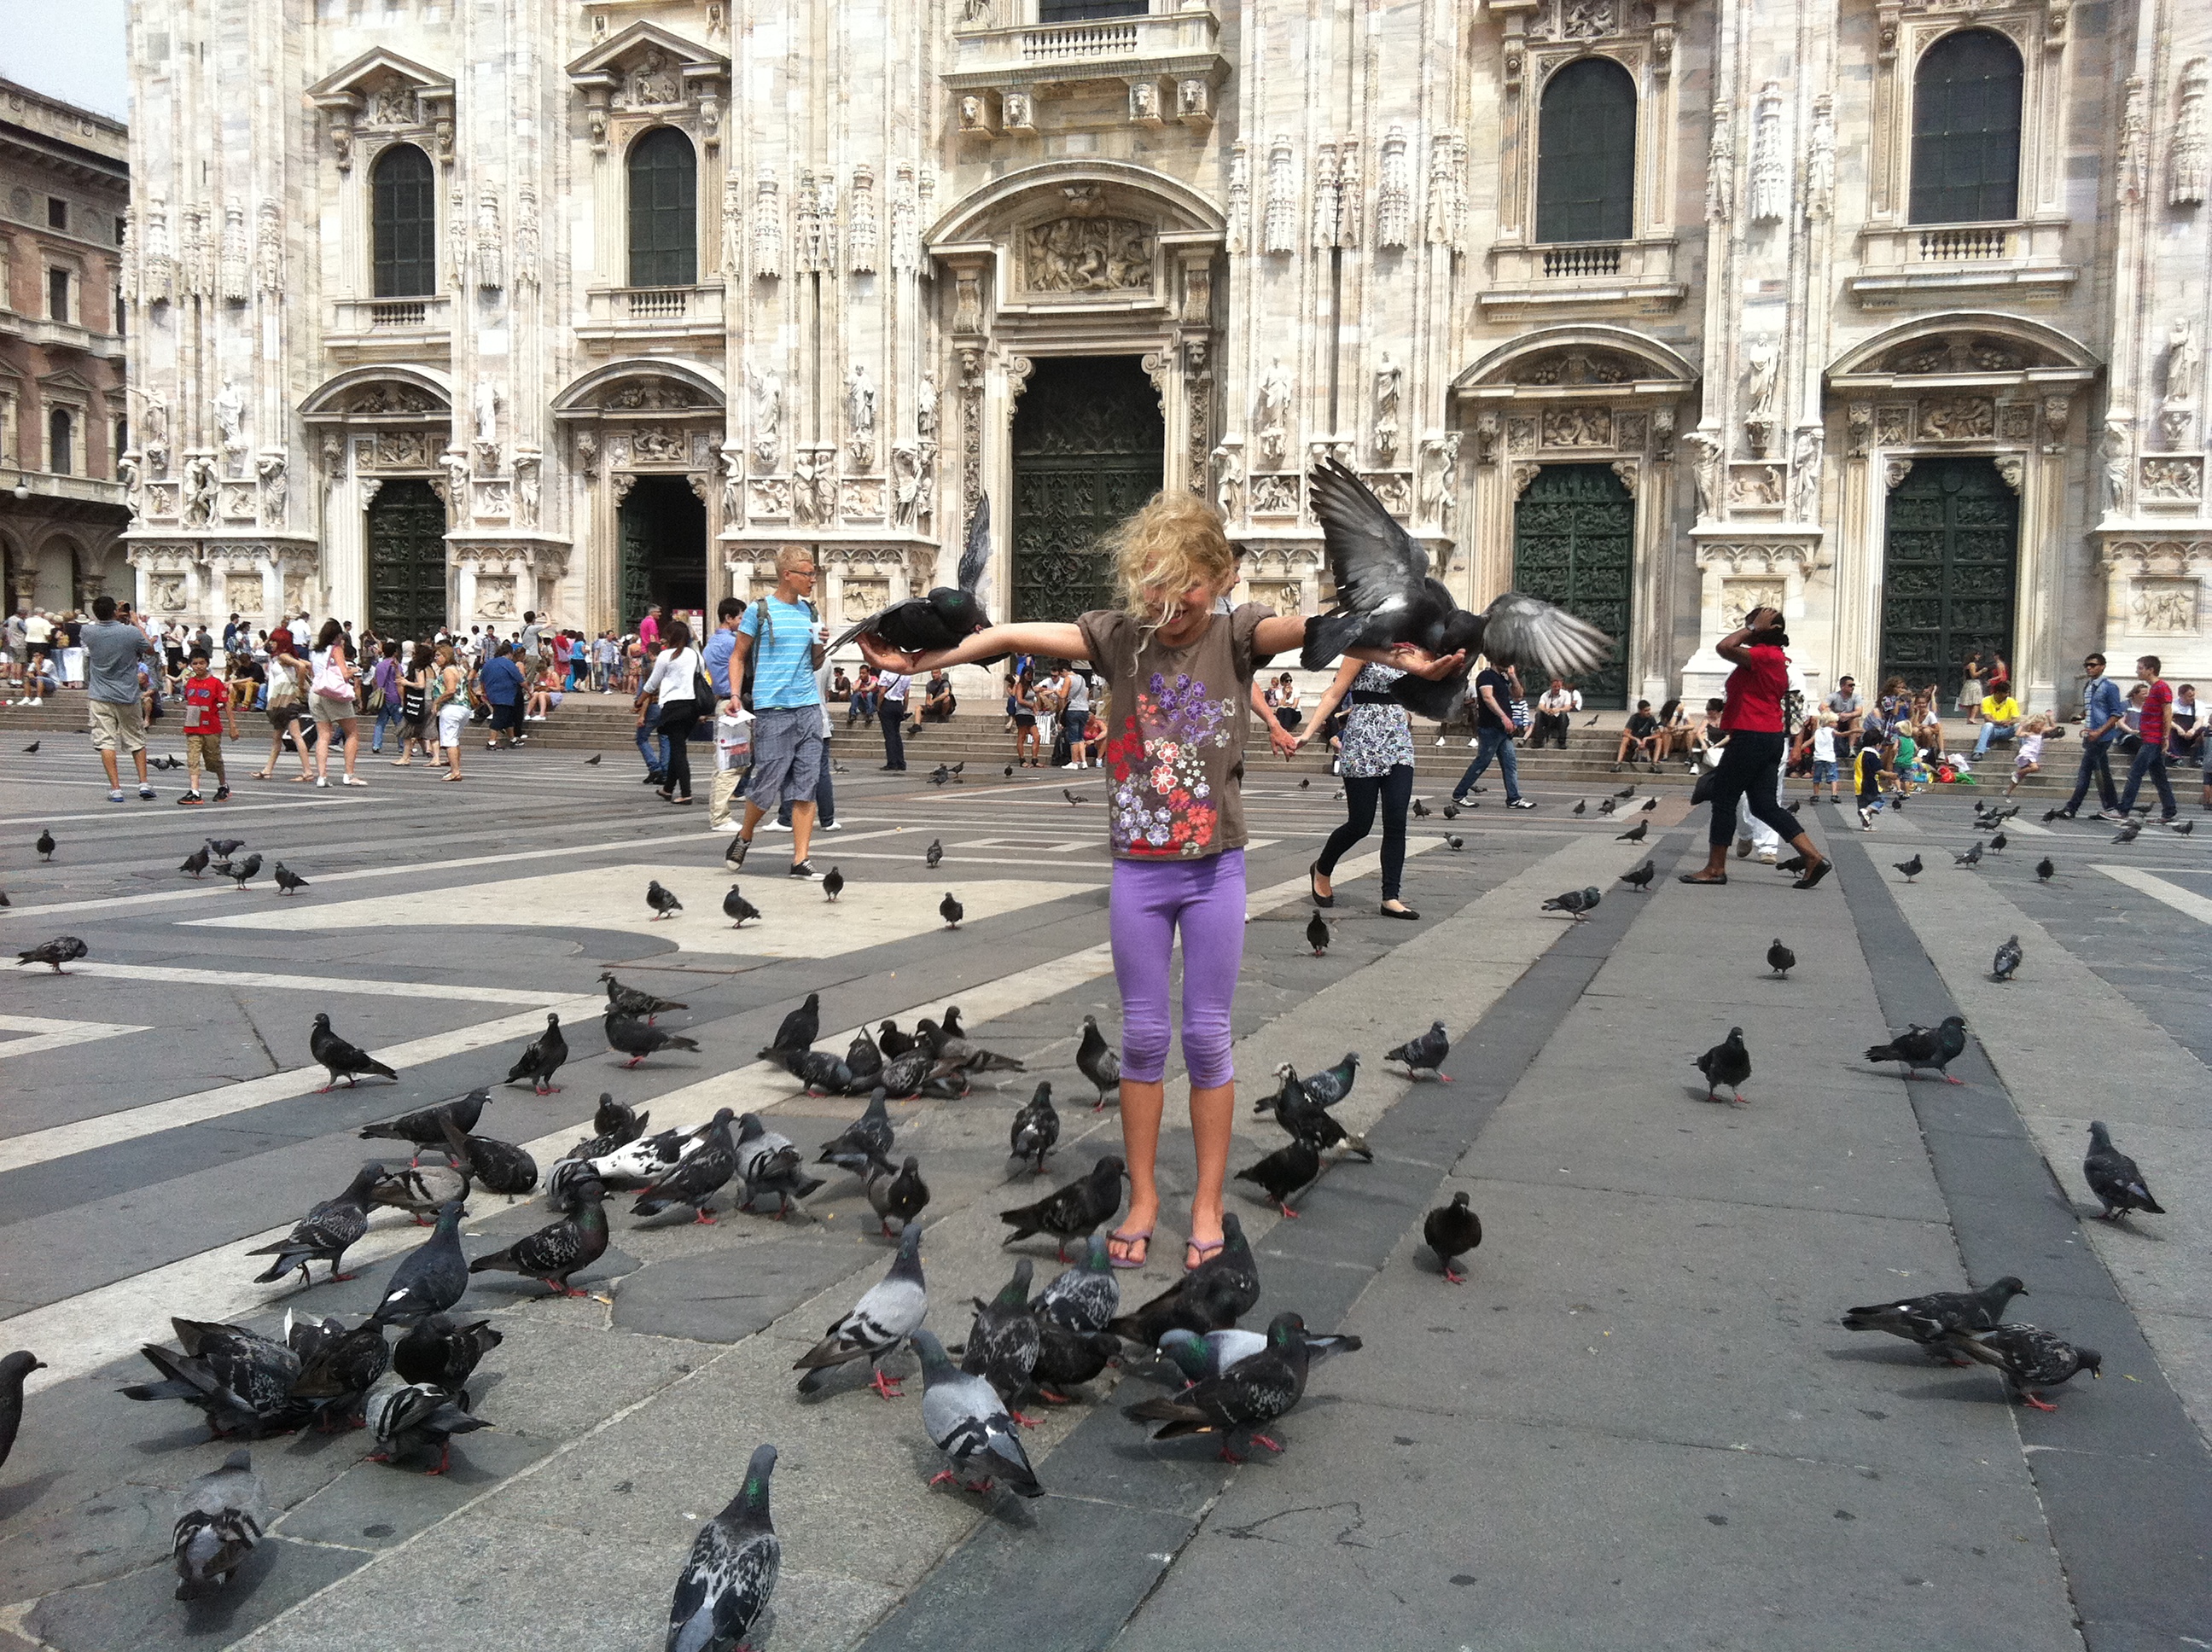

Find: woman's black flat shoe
[1309,863,1335,907]
[1793,858,1832,890]
[1679,873,1728,885]
[1381,903,1420,920]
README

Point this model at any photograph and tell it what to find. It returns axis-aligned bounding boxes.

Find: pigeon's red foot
[928,1469,958,1487]
[1250,1434,1285,1454]
[1278,1204,1301,1219]
[1010,1409,1044,1428]
[1942,1074,1965,1085]
[2019,1392,2058,1412]
[329,1271,357,1283]
[1039,1388,1074,1405]
[365,1451,392,1463]
[558,1284,594,1298]
[693,1209,718,1224]
[870,1371,905,1400]
[1215,1445,1245,1464]
[1443,1267,1466,1284]
[1439,1073,1454,1083]
[538,1083,562,1095]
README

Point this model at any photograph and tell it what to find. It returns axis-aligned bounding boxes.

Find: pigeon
[1989,831,2008,853]
[586,753,602,765]
[1865,1015,1968,1083]
[1234,1138,1323,1218]
[998,1155,1126,1259]
[1301,777,1312,789]
[14,935,88,974]
[368,1201,471,1325]
[504,1012,568,1095]
[914,1329,1043,1496]
[1258,1065,1372,1160]
[1573,799,1586,815]
[1300,1051,1360,1108]
[2041,807,2063,823]
[1441,800,1458,819]
[940,892,964,929]
[358,1088,490,1149]
[877,1020,916,1058]
[723,884,762,927]
[1032,1319,1121,1403]
[1423,1191,1483,1283]
[34,829,55,862]
[442,1119,540,1198]
[247,1162,383,1285]
[830,504,998,654]
[367,1154,471,1224]
[171,1449,269,1599]
[736,1113,825,1218]
[1615,819,1648,843]
[667,1443,782,1652]
[950,762,966,782]
[1123,1310,1315,1461]
[1597,796,1618,816]
[1387,1021,1452,1081]
[835,1027,883,1090]
[0,1349,43,1469]
[647,879,684,920]
[795,1224,927,1398]
[1301,458,1610,718]
[180,845,210,878]
[280,1313,391,1425]
[309,1012,399,1091]
[1306,910,1331,955]
[770,992,822,1056]
[1063,789,1087,805]
[1992,935,2023,982]
[2111,819,2141,845]
[2175,819,2197,836]
[818,1089,895,1178]
[1954,842,1983,868]
[1076,1014,1122,1110]
[915,1017,1025,1076]
[227,852,263,890]
[2035,857,2056,882]
[1767,939,1796,980]
[1619,859,1656,892]
[606,1009,701,1068]
[876,1044,941,1102]
[1777,852,1808,875]
[962,1259,1044,1421]
[1542,887,1600,922]
[1943,1324,2102,1411]
[1004,765,1015,777]
[1842,1277,2026,1360]
[1894,854,1923,882]
[1155,1325,1362,1387]
[562,1096,649,1168]
[1641,795,1658,812]
[1108,1213,1261,1342]
[925,839,943,869]
[1614,782,1638,799]
[392,1315,503,1389]
[1037,1233,1121,1335]
[581,1128,702,1194]
[1412,797,1432,818]
[362,1377,488,1473]
[21,741,36,753]
[1443,832,1468,852]
[469,1178,609,1296]
[205,837,246,857]
[601,973,687,1021]
[119,1318,307,1437]
[1695,1026,1751,1104]
[1008,1081,1060,1173]
[823,865,845,902]
[930,765,951,787]
[865,1155,932,1238]
[272,862,309,896]
[633,1109,739,1222]
[2083,1120,2164,1220]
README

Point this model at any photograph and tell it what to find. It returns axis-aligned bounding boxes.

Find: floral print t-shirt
[1076,603,1274,860]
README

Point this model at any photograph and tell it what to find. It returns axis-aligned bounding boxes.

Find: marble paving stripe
[2093,863,2212,925]
[63,961,568,1004]
[0,1015,154,1061]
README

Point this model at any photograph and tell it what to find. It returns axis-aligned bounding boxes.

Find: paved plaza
[0,737,2209,1651]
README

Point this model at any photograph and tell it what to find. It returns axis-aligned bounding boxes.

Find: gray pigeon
[602,973,687,1022]
[309,1012,399,1091]
[1542,887,1600,922]
[1843,1277,2025,1361]
[363,1377,487,1473]
[1387,1021,1451,1081]
[1767,939,1796,980]
[795,1224,925,1398]
[359,1088,490,1149]
[962,1259,1044,1422]
[925,839,943,869]
[172,1449,269,1599]
[2083,1121,2164,1220]
[940,891,964,928]
[247,1162,382,1284]
[818,1089,894,1178]
[735,1113,824,1218]
[1008,1081,1060,1173]
[227,852,263,890]
[0,1348,43,1469]
[1299,1052,1359,1108]
[1695,1027,1751,1104]
[1953,842,1983,867]
[1076,1015,1121,1109]
[368,1201,470,1325]
[468,1179,608,1296]
[914,1329,1043,1496]
[759,1044,856,1096]
[180,845,210,878]
[1992,935,2023,982]
[1615,819,1647,843]
[1123,1310,1315,1461]
[119,1319,306,1438]
[1866,1015,1968,1083]
[667,1444,781,1652]
[272,862,309,896]
[647,879,684,919]
[724,885,761,927]
[1943,1324,2102,1411]
[606,1009,701,1068]
[13,936,87,974]
[1895,854,1923,882]
[1618,859,1654,890]
[866,1155,931,1238]
[1258,1065,1372,1160]
[1035,1233,1119,1335]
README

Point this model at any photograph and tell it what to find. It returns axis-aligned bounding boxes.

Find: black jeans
[879,700,906,768]
[1706,729,1796,848]
[658,707,698,797]
[2064,737,2121,815]
[1317,763,1413,901]
[1532,710,1570,748]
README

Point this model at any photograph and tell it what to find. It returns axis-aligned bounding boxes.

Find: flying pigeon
[1943,1324,2101,1411]
[171,1450,269,1600]
[2083,1120,2164,1220]
[940,892,964,929]
[358,1088,489,1150]
[819,1089,895,1178]
[1234,1138,1323,1218]
[363,1377,487,1473]
[1423,1191,1482,1283]
[735,1112,824,1219]
[1076,1014,1122,1110]
[1036,1233,1120,1336]
[368,1201,471,1325]
[180,845,210,878]
[666,1443,782,1652]
[998,1156,1126,1259]
[866,1155,932,1238]
[504,1013,568,1095]
[1444,834,1464,850]
[1767,939,1796,980]
[601,973,686,1021]
[1615,819,1648,843]
[795,1224,926,1399]
[14,936,87,974]
[1123,1310,1315,1461]
[0,1349,43,1469]
[1695,1027,1752,1104]
[392,1315,503,1389]
[1008,1081,1060,1174]
[272,862,309,896]
[914,1329,1043,1497]
[228,852,263,890]
[646,879,684,920]
[247,1162,383,1285]
[1542,887,1600,922]
[1866,1015,1968,1083]
[925,839,943,869]
[119,1318,306,1437]
[1842,1277,2025,1360]
[309,1012,399,1091]
[1299,1052,1360,1108]
[605,1009,701,1068]
[1894,854,1923,882]
[834,499,995,654]
[1386,1021,1451,1081]
[2035,858,2056,882]
[962,1259,1044,1423]
[633,1108,739,1223]
[1301,459,1611,718]
[1108,1213,1261,1342]
[469,1178,608,1296]
[1619,859,1656,892]
[823,865,845,902]
[1991,935,2023,982]
[1953,842,1983,868]
[1306,910,1331,955]
[34,829,54,862]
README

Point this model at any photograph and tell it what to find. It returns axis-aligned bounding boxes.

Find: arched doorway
[1512,463,1633,707]
[1880,455,2017,701]
[1011,357,1164,623]
[368,479,449,639]
[619,475,707,627]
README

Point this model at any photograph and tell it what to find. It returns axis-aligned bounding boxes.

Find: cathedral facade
[123,0,2211,707]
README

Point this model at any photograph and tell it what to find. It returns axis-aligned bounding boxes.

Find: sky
[0,0,129,123]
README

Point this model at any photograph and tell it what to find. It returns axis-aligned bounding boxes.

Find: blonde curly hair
[1107,491,1238,629]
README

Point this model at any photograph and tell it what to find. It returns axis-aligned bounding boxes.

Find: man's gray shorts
[748,705,823,811]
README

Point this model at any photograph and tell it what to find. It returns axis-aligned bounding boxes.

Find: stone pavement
[0,729,2207,1651]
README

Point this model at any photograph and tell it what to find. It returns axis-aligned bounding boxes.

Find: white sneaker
[1434,737,1446,747]
[1757,849,1777,864]
[1468,738,1481,748]
[759,820,791,834]
[709,819,742,833]
[820,821,844,832]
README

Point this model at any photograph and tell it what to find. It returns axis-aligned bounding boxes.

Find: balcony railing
[1480,236,1685,314]
[1541,243,1623,278]
[1917,226,2010,261]
[329,294,453,341]
[576,283,726,344]
[1022,20,1141,60]
[947,5,1223,86]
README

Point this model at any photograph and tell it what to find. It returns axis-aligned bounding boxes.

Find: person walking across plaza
[875,668,910,771]
[480,642,526,750]
[2057,651,2127,820]
[1301,656,1421,919]
[701,597,749,829]
[1679,605,1831,888]
[175,647,238,806]
[254,636,312,782]
[82,595,160,803]
[727,547,830,876]
[308,621,366,787]
[776,654,841,835]
[1450,659,1534,810]
[859,491,1461,1274]
[368,639,404,754]
[2116,654,2180,824]
[639,620,705,806]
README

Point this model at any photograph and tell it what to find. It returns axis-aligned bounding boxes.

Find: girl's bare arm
[859,621,1087,676]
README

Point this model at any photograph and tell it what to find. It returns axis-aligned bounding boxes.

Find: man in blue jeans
[1450,663,1535,810]
[632,639,668,783]
[2058,651,2127,819]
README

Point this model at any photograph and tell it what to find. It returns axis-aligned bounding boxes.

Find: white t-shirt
[1813,724,1837,762]
[878,672,911,702]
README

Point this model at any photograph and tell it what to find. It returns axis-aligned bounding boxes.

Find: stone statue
[256,453,287,527]
[846,363,876,468]
[750,364,783,468]
[1255,358,1291,468]
[1372,354,1402,465]
[473,377,500,446]
[891,442,923,528]
[1212,443,1243,519]
[790,450,822,526]
[631,49,679,106]
[720,446,743,519]
[214,380,246,459]
[1789,426,1822,523]
[440,446,472,503]
[916,372,938,438]
[183,454,218,527]
[1742,341,1778,422]
[2167,318,2200,406]
[2102,423,2131,513]
[1684,430,1725,521]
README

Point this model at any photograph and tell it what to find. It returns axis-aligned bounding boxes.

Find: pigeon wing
[1473,590,1615,680]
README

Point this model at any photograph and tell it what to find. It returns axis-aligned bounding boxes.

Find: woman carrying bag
[253,637,313,782]
[1679,606,1831,890]
[640,620,706,804]
[308,621,366,787]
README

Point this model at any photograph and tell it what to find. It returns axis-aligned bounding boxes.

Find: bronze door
[1511,463,1633,707]
[1011,357,1165,624]
[1880,457,2017,702]
[366,479,449,640]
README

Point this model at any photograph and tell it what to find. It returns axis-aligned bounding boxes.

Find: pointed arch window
[1909,29,2023,224]
[627,127,697,288]
[1536,57,1637,243]
[370,143,437,298]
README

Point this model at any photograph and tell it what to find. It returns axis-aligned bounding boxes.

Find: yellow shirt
[1980,694,2020,724]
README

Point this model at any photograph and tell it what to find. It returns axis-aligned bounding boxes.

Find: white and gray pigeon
[1155,1323,1364,1386]
[1992,935,2023,982]
[1075,1015,1121,1110]
[367,1201,471,1325]
[172,1449,269,1599]
[1008,1081,1061,1174]
[646,879,684,920]
[1385,1021,1451,1081]
[362,1376,487,1474]
[913,1329,1043,1497]
[735,1113,824,1219]
[1035,1233,1119,1335]
[585,1127,702,1192]
[794,1224,925,1399]
[666,1443,781,1652]
[247,1162,383,1285]
[2083,1121,2164,1220]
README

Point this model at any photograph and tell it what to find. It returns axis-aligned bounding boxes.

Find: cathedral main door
[1879,457,2017,703]
[1010,356,1164,624]
[1511,463,1633,707]
[619,476,708,628]
[366,479,449,641]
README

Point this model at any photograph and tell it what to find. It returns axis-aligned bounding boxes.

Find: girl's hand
[1266,718,1299,759]
[1388,645,1469,681]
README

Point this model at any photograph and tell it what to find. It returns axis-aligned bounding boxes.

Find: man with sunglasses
[725,546,830,878]
[2056,652,2127,820]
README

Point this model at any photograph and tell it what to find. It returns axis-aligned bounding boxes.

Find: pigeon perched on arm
[866,1155,931,1238]
[1423,1191,1482,1283]
[1942,1324,2101,1411]
[363,1376,488,1473]
[998,1156,1126,1259]
[831,497,995,653]
[606,1009,701,1068]
[1008,1081,1060,1173]
[633,1109,739,1223]
[1109,1213,1260,1341]
[1842,1277,2025,1362]
[667,1444,781,1652]
[646,880,684,920]
[818,1089,894,1178]
[795,1224,926,1399]
[172,1450,269,1599]
[247,1162,383,1285]
[1386,1021,1451,1081]
[309,1013,399,1092]
[1234,1138,1323,1218]
[915,1329,1043,1497]
[1123,1311,1315,1461]
[1695,1027,1751,1104]
[735,1113,825,1219]
[962,1259,1044,1424]
[1991,935,2023,982]
[601,973,687,1021]
[504,1013,568,1094]
[392,1315,503,1388]
[469,1178,608,1296]
[15,936,89,974]
[1767,939,1796,980]
[367,1201,471,1325]
[1865,1015,1968,1083]
[2083,1121,2163,1220]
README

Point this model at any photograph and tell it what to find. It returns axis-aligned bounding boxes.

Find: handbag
[311,659,356,702]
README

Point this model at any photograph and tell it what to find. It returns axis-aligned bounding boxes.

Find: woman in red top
[1681,606,1832,889]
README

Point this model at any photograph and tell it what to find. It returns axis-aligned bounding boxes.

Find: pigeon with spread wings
[1301,459,1612,719]
[830,494,997,654]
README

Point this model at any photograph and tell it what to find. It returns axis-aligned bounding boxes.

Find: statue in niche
[916,372,938,439]
[473,377,500,446]
[1213,444,1243,519]
[257,453,287,527]
[1371,354,1402,465]
[1254,358,1291,467]
[183,455,217,527]
[2102,424,2131,513]
[720,447,743,520]
[846,364,876,468]
[891,442,923,528]
[1684,430,1724,521]
[790,450,823,526]
[214,380,246,461]
[371,81,414,125]
[2167,319,2200,406]
[1742,341,1778,423]
[516,463,540,527]
[1790,427,1823,523]
[749,364,783,468]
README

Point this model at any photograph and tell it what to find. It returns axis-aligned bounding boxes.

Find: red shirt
[2139,678,2172,744]
[1720,644,1789,734]
[182,674,229,736]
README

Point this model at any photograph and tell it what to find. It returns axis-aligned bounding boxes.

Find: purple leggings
[1109,849,1246,1088]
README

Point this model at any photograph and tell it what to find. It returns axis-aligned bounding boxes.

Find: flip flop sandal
[1108,1228,1152,1270]
[1183,1236,1225,1273]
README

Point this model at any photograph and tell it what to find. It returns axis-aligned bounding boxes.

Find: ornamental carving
[1505,417,1537,453]
[1728,464,1784,508]
[839,479,886,521]
[1022,218,1152,294]
[627,428,689,464]
[2130,580,2199,635]
[1511,463,1542,499]
[1540,407,1613,448]
[1249,474,1300,515]
[1998,404,2035,443]
[2139,457,2204,503]
[1918,398,1997,441]
[748,477,791,520]
[1720,581,1788,633]
[607,378,704,411]
[1874,407,1910,445]
[350,384,438,416]
[1517,350,1633,387]
[364,431,437,469]
[1879,336,2035,375]
[842,578,890,621]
